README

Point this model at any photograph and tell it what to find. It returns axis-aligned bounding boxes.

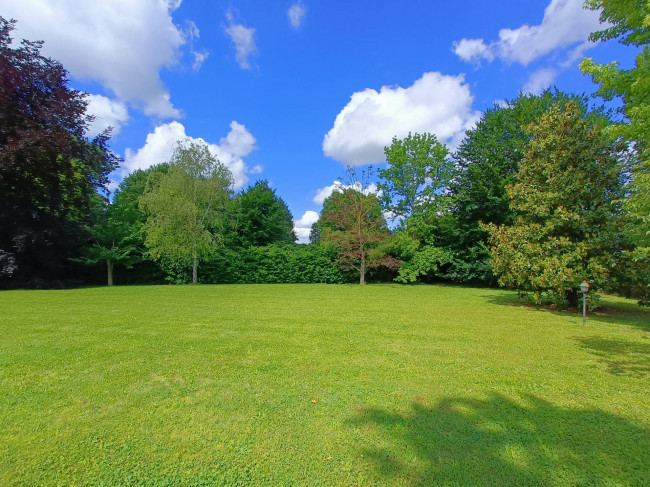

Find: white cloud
[452,39,494,64]
[224,12,257,70]
[250,165,264,175]
[192,51,210,71]
[123,120,257,189]
[85,94,129,138]
[288,2,306,29]
[453,0,602,66]
[2,0,188,118]
[293,210,319,244]
[522,68,557,94]
[313,180,380,204]
[322,72,480,165]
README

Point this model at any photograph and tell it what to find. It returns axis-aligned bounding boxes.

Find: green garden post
[580,281,589,326]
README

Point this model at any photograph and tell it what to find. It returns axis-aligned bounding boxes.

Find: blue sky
[1,0,635,241]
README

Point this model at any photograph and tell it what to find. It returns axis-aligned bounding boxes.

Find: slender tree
[139,141,232,284]
[318,167,398,285]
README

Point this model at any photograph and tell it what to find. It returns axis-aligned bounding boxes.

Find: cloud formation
[293,210,319,244]
[3,0,187,118]
[522,68,557,94]
[322,72,480,165]
[224,12,257,69]
[122,121,258,189]
[85,94,129,138]
[313,181,380,204]
[288,2,306,29]
[452,0,602,66]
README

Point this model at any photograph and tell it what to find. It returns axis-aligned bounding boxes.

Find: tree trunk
[192,252,198,284]
[360,253,366,285]
[106,259,113,287]
[566,289,578,308]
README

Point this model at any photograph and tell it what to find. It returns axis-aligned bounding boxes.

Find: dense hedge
[200,244,356,284]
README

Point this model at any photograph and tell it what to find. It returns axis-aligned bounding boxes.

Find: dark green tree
[230,180,296,247]
[446,90,597,284]
[0,17,119,287]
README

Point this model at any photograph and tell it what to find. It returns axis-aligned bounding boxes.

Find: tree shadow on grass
[483,293,650,333]
[348,393,649,486]
[575,336,650,377]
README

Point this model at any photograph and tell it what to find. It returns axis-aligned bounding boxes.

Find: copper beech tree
[318,167,399,285]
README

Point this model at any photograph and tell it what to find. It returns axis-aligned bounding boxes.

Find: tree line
[0,1,647,307]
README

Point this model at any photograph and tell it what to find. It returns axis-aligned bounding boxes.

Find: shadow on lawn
[348,393,649,486]
[483,293,650,332]
[576,336,650,377]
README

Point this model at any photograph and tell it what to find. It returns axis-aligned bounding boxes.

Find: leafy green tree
[230,180,296,247]
[580,0,649,304]
[74,168,168,285]
[581,0,649,241]
[447,90,598,284]
[484,101,626,307]
[317,167,398,285]
[377,132,453,283]
[378,132,451,218]
[0,17,118,287]
[139,141,232,284]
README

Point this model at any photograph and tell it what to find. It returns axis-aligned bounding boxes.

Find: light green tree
[580,0,650,244]
[139,141,232,284]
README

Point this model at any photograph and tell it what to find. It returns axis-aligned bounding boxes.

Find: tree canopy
[0,17,118,287]
[229,180,296,247]
[485,100,626,306]
[139,141,232,284]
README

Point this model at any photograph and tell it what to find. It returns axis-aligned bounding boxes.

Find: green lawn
[1,284,648,486]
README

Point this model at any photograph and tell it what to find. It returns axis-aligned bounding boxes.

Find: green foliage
[378,132,451,218]
[139,141,232,284]
[229,180,296,247]
[200,244,354,284]
[485,100,626,306]
[391,230,452,283]
[0,17,119,286]
[447,90,595,284]
[317,168,398,284]
[581,0,650,247]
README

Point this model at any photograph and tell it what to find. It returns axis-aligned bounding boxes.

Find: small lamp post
[580,281,590,326]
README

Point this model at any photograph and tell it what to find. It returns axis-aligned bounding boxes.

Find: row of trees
[1,1,647,307]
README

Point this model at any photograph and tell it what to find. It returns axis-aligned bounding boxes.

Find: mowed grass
[1,285,649,486]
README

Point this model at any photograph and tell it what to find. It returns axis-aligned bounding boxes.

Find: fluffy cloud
[288,2,306,29]
[122,121,258,189]
[293,210,319,244]
[85,94,129,138]
[454,0,601,66]
[522,68,557,94]
[3,0,188,118]
[313,181,380,204]
[224,12,256,70]
[452,0,602,66]
[322,72,480,165]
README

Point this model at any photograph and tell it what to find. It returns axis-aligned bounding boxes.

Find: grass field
[1,284,648,486]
